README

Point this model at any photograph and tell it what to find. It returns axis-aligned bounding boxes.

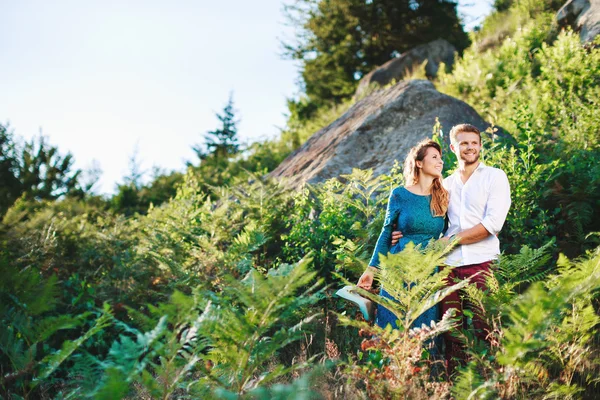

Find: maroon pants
[441,261,493,373]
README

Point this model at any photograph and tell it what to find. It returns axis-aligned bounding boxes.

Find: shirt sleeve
[368,188,401,268]
[481,169,511,236]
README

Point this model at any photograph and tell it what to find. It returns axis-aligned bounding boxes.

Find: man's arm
[446,223,490,245]
[394,221,491,246]
[479,170,511,239]
[443,169,511,245]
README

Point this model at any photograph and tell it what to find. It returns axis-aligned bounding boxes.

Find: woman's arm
[358,189,400,290]
[367,188,401,269]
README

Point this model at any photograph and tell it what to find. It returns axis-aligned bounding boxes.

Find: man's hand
[357,266,378,290]
[391,230,403,246]
[438,235,450,244]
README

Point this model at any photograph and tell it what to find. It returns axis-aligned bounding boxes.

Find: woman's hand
[357,266,378,290]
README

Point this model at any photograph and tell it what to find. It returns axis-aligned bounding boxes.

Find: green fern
[497,239,554,287]
[65,257,324,399]
[366,241,466,330]
[451,361,497,400]
[474,240,556,317]
[196,256,323,395]
[37,303,113,380]
[464,247,600,398]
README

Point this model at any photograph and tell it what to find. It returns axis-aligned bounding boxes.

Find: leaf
[93,367,130,400]
[36,303,113,380]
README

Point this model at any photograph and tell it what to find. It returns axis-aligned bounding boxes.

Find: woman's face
[417,147,444,178]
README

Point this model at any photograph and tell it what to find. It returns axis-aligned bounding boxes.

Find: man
[391,123,511,372]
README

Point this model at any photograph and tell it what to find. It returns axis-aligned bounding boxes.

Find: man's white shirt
[443,162,511,267]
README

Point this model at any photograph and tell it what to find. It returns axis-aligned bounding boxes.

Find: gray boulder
[557,0,600,43]
[354,39,456,100]
[270,80,493,188]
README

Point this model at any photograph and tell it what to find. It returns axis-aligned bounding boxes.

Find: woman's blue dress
[369,186,446,331]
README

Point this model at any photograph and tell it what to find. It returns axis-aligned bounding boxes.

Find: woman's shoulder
[391,186,409,196]
[399,185,430,197]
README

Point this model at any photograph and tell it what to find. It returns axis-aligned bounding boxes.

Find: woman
[357,139,449,331]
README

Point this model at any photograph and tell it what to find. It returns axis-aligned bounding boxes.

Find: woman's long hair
[403,139,449,217]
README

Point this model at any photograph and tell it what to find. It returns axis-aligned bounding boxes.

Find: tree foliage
[0,124,83,215]
[193,93,240,163]
[283,0,470,110]
[0,124,21,215]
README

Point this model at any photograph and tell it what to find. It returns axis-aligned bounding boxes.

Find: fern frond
[92,367,130,400]
[411,276,474,328]
[362,241,468,330]
[34,313,91,344]
[543,382,584,400]
[193,256,323,395]
[452,361,497,400]
[409,308,459,341]
[66,352,104,394]
[0,315,32,372]
[1,263,60,316]
[498,248,600,383]
[497,239,555,288]
[37,303,113,381]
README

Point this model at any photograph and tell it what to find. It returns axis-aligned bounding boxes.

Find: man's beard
[461,151,480,165]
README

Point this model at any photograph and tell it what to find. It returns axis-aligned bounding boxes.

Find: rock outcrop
[557,0,600,43]
[270,80,492,188]
[354,39,456,100]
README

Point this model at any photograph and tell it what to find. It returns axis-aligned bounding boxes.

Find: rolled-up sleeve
[481,170,511,236]
[369,188,401,268]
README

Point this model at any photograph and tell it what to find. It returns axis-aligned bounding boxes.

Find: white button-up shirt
[444,162,511,266]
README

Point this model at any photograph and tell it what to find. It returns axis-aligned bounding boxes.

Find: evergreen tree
[493,0,564,12]
[18,134,81,200]
[110,146,146,216]
[283,0,470,111]
[0,124,82,214]
[193,93,240,163]
[0,124,21,215]
[123,144,145,190]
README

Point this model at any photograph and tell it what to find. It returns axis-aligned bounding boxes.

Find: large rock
[270,80,492,187]
[354,39,456,100]
[557,0,600,43]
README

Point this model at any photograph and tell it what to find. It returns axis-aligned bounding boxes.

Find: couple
[357,123,511,370]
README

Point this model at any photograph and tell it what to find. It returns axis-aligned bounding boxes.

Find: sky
[0,0,493,195]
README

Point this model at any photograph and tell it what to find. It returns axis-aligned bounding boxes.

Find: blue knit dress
[369,186,446,331]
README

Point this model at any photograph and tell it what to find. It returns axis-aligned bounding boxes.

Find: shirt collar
[450,161,486,179]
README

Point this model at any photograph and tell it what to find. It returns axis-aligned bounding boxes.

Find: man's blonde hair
[449,124,481,144]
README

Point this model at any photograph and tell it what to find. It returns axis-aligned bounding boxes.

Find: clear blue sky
[0,0,492,194]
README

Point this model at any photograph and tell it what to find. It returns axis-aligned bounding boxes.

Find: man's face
[451,131,481,165]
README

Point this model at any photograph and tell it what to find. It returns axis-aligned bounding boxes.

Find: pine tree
[0,124,21,215]
[17,134,81,200]
[283,0,470,111]
[0,124,82,214]
[194,93,240,163]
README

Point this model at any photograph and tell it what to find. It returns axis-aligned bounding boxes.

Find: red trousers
[441,261,493,372]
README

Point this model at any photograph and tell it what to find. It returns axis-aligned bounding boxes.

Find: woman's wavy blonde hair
[403,139,449,217]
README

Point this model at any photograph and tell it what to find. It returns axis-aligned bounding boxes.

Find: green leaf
[37,304,113,381]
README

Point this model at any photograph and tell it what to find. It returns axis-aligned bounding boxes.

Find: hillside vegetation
[1,0,600,398]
